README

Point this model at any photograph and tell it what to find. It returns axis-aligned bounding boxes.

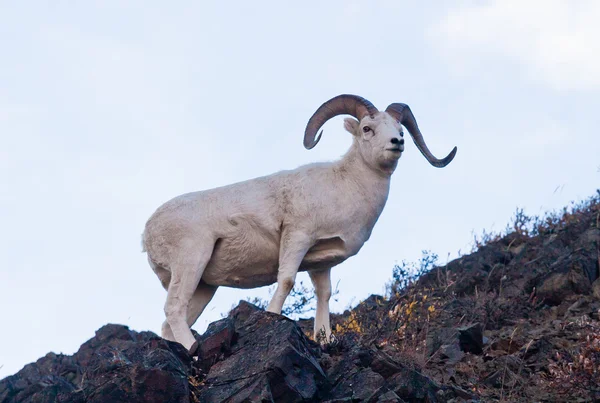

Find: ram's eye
[362,126,371,133]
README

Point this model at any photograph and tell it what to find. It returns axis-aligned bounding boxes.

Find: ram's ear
[343,118,359,135]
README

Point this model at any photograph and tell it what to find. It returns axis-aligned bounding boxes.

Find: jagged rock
[387,367,440,402]
[457,323,483,354]
[194,317,236,371]
[361,349,403,379]
[0,371,83,403]
[324,346,441,402]
[82,338,192,402]
[426,328,464,365]
[199,308,327,402]
[425,324,483,366]
[0,352,80,403]
[228,299,264,325]
[426,327,454,359]
[536,258,592,305]
[439,343,465,365]
[0,303,445,403]
[0,325,193,403]
[328,366,386,401]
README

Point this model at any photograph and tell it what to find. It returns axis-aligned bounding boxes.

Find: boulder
[198,308,327,402]
[194,317,236,372]
[536,259,592,305]
[324,347,441,402]
[426,323,483,365]
[0,325,193,403]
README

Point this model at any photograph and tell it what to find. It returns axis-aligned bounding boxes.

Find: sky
[1,1,599,378]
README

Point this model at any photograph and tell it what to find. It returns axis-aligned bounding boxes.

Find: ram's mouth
[386,147,403,153]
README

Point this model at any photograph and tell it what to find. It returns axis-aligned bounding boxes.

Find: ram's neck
[334,144,392,213]
[337,143,392,181]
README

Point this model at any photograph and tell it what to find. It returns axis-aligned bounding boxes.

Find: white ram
[142,94,457,353]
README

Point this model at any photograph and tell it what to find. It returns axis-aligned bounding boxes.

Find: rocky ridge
[1,190,599,402]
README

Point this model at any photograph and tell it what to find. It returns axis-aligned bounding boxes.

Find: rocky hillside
[1,190,599,402]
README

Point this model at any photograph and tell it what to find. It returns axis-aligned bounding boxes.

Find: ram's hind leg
[309,268,332,343]
[186,282,218,326]
[164,239,215,354]
[161,283,217,343]
[150,259,172,291]
[147,258,177,341]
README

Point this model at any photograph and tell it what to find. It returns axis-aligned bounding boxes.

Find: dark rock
[325,347,391,401]
[324,346,440,402]
[328,366,386,401]
[536,258,592,305]
[194,317,236,371]
[426,327,466,365]
[388,367,440,402]
[0,305,444,402]
[426,327,456,359]
[366,349,404,379]
[0,325,193,403]
[199,310,326,402]
[74,324,161,368]
[228,300,263,326]
[438,343,465,365]
[457,323,483,354]
[0,352,81,403]
[82,338,192,402]
[0,372,83,403]
[426,324,482,366]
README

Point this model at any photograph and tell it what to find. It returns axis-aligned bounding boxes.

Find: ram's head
[304,94,457,170]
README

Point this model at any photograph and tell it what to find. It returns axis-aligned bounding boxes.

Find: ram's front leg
[267,231,313,314]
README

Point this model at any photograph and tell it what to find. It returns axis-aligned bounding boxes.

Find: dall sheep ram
[142,94,457,353]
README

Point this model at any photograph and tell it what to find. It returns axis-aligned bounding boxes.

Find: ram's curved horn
[304,94,378,149]
[385,103,457,168]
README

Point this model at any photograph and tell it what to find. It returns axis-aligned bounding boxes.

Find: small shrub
[387,250,439,295]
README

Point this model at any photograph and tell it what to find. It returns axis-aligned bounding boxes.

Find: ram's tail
[141,232,147,253]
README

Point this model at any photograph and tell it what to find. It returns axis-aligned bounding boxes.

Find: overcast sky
[1,1,599,377]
